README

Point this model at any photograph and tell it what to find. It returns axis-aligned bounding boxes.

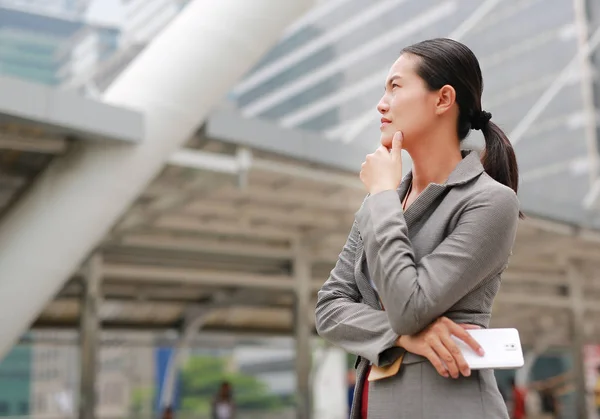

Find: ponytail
[479,118,524,218]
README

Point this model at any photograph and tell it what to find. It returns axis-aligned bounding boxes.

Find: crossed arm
[315,220,403,367]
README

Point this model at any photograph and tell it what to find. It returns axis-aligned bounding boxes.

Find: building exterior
[0,5,119,86]
[0,0,187,89]
[7,330,155,419]
[0,0,90,18]
[0,6,83,85]
[31,336,78,417]
[0,345,32,417]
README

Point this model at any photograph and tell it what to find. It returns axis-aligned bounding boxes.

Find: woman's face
[377,53,438,150]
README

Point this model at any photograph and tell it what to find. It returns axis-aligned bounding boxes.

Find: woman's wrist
[395,335,404,347]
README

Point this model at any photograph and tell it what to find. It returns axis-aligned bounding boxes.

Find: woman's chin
[380,132,394,149]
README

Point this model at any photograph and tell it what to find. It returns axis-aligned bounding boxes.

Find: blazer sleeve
[355,187,519,336]
[315,219,405,367]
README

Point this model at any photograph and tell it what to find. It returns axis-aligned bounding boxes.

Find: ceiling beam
[102,263,325,292]
[153,215,302,242]
[114,171,231,234]
[494,292,570,309]
[31,320,299,337]
[505,260,565,274]
[180,200,350,230]
[501,270,566,285]
[108,233,295,260]
[251,157,363,190]
[107,233,339,266]
[0,132,68,154]
[193,183,360,214]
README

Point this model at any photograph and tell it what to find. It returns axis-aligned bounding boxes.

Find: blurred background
[0,0,600,418]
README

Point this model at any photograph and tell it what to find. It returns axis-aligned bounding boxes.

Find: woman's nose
[377,97,389,114]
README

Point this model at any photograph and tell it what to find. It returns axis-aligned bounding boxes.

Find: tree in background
[130,387,154,417]
[180,356,287,415]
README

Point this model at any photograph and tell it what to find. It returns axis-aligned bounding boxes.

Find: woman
[315,38,521,419]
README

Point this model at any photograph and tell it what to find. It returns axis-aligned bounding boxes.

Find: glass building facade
[0,345,32,416]
[229,0,600,229]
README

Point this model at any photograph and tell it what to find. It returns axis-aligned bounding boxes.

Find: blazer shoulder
[470,172,520,214]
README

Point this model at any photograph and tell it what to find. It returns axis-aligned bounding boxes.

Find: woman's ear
[435,84,456,115]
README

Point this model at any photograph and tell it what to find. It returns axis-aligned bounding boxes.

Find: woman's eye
[392,84,400,89]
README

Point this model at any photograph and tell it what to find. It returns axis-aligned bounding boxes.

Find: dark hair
[402,38,523,218]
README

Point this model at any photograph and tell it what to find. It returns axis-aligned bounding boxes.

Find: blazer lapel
[402,183,448,227]
[401,150,484,227]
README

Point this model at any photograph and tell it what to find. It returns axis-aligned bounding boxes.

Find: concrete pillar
[293,238,312,419]
[0,0,316,359]
[79,253,102,419]
[568,260,589,419]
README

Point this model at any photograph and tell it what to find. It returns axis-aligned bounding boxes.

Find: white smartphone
[450,328,524,370]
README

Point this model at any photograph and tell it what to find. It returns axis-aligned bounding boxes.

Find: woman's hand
[396,317,483,379]
[360,131,403,195]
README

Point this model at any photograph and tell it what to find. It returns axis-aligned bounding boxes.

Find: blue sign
[154,347,181,413]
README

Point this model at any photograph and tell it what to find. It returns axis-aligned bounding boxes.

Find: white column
[312,346,347,419]
[0,0,316,359]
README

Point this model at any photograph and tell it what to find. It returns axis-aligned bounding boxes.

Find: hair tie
[470,110,492,131]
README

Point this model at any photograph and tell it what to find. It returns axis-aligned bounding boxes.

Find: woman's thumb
[459,324,482,330]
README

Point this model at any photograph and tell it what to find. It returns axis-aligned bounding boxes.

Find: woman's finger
[440,333,470,377]
[448,322,485,356]
[430,337,460,379]
[423,347,448,378]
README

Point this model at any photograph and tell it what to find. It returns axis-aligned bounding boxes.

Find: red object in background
[512,386,527,419]
[361,366,371,419]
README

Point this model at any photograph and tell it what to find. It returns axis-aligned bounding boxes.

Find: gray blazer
[315,151,520,419]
